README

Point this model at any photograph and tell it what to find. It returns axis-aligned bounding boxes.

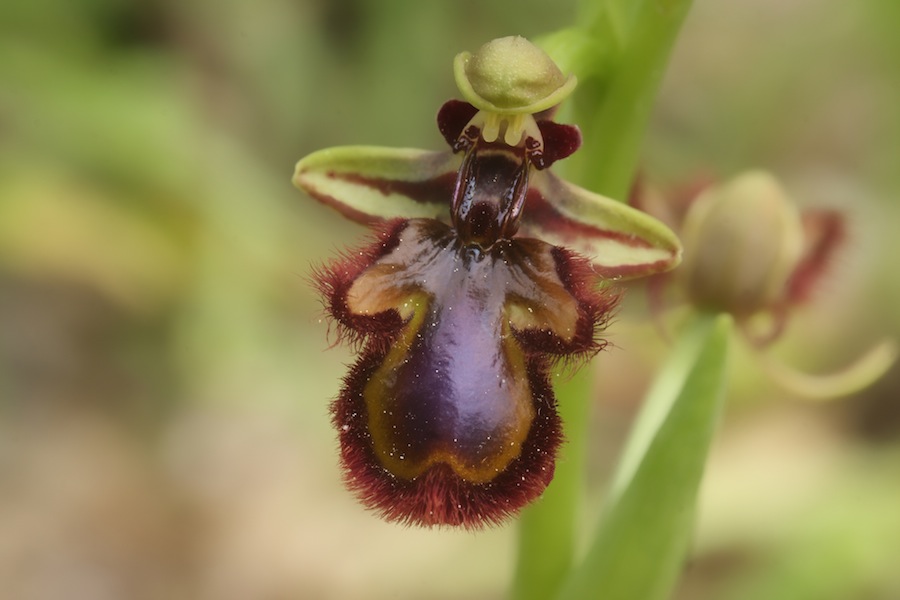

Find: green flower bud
[680,171,804,317]
[453,36,577,114]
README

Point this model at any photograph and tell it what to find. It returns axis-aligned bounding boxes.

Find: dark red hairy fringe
[317,221,615,527]
[333,350,562,529]
[311,219,410,352]
[513,246,620,371]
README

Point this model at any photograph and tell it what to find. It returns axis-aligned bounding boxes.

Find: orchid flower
[293,37,681,528]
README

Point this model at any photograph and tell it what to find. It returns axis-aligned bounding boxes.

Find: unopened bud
[680,171,804,317]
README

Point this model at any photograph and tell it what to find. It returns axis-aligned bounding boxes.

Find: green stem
[511,368,593,600]
[512,1,694,598]
[573,0,694,199]
[558,313,732,600]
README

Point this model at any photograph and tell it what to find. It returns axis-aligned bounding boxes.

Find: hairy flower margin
[294,37,681,528]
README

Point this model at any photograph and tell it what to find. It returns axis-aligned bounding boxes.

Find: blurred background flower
[0,1,898,599]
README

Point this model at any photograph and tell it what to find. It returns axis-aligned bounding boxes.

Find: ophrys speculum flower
[294,37,682,527]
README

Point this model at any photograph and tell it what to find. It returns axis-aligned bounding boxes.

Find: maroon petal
[533,121,582,169]
[787,209,845,305]
[437,100,479,149]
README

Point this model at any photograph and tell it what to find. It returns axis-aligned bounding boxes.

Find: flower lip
[453,36,577,115]
[320,218,618,527]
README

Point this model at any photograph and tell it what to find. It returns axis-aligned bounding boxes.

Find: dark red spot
[437,100,479,149]
[534,121,582,168]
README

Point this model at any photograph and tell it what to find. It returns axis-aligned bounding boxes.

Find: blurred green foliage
[0,1,898,599]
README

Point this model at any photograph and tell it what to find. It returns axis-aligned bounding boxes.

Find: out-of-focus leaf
[0,171,186,313]
[558,312,732,600]
[721,447,900,600]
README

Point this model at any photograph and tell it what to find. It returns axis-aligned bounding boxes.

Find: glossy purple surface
[319,218,615,526]
[348,221,557,481]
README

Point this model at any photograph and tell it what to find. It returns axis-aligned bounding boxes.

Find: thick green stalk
[573,0,694,199]
[558,313,731,600]
[511,369,593,600]
[512,2,694,598]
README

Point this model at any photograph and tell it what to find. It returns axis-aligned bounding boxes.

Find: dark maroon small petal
[534,121,582,169]
[437,100,479,149]
[787,209,845,305]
